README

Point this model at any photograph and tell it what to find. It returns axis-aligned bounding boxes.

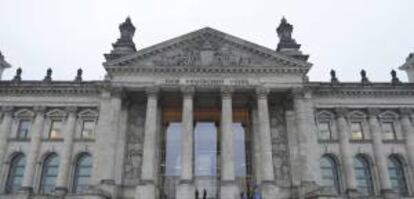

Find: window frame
[80,120,96,139]
[354,155,375,196]
[16,119,32,139]
[12,109,35,140]
[77,109,99,140]
[388,155,408,196]
[5,153,26,193]
[320,155,341,194]
[316,110,336,141]
[72,153,93,193]
[382,121,397,140]
[48,119,64,140]
[318,120,333,140]
[39,153,60,193]
[350,121,364,140]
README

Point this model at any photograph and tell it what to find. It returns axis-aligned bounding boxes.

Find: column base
[176,180,195,199]
[220,180,239,199]
[54,187,68,195]
[261,181,279,199]
[345,188,359,198]
[19,186,33,193]
[381,188,398,199]
[136,181,157,199]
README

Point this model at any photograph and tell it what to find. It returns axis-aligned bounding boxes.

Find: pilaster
[367,108,395,198]
[21,106,46,193]
[0,106,13,192]
[335,108,358,196]
[55,106,77,194]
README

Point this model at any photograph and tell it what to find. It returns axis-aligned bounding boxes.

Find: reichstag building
[0,17,413,199]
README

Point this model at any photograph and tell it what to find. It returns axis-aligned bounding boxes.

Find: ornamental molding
[0,81,102,96]
[105,65,308,75]
[307,83,414,97]
[103,27,311,72]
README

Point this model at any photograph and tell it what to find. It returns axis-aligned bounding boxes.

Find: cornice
[105,65,310,75]
[307,82,414,97]
[0,81,103,96]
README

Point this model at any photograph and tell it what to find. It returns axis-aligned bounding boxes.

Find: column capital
[400,108,412,117]
[65,106,78,116]
[1,106,13,114]
[367,108,380,118]
[146,86,159,97]
[33,106,46,114]
[181,86,195,97]
[256,87,269,99]
[334,107,348,118]
[220,86,234,99]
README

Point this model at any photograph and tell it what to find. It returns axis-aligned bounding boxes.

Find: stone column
[21,106,46,193]
[400,109,414,177]
[292,89,321,187]
[0,106,13,191]
[368,108,395,198]
[93,89,122,189]
[256,87,278,199]
[136,87,159,199]
[55,106,77,194]
[335,108,357,196]
[176,86,195,199]
[220,87,238,199]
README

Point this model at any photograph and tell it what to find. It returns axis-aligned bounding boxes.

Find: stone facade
[0,17,413,199]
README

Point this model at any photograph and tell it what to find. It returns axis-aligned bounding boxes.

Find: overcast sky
[0,0,413,82]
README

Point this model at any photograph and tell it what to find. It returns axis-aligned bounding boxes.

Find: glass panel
[6,154,26,193]
[194,122,217,199]
[354,157,373,195]
[40,154,60,193]
[234,123,246,177]
[73,154,92,193]
[81,120,96,139]
[165,123,182,176]
[17,120,31,138]
[351,122,363,140]
[49,120,63,139]
[318,122,331,140]
[320,157,340,194]
[388,157,408,195]
[383,122,396,140]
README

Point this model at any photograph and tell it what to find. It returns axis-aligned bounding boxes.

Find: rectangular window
[81,120,95,139]
[17,120,31,139]
[49,120,63,139]
[318,121,332,140]
[382,122,396,140]
[351,122,364,140]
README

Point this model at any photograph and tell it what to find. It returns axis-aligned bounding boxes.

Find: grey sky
[0,0,413,81]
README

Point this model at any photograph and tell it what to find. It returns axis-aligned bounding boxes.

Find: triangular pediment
[103,27,311,70]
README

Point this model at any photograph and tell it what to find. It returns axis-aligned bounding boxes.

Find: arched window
[39,153,60,193]
[354,155,374,195]
[388,156,408,196]
[72,153,93,193]
[5,154,26,193]
[320,155,340,194]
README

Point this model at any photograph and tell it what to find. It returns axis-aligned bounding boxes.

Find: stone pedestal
[261,182,279,199]
[220,181,239,199]
[136,182,157,199]
[381,189,398,199]
[176,181,195,199]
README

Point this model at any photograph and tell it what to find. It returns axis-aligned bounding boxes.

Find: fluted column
[55,106,77,194]
[21,106,46,192]
[256,87,278,199]
[368,108,394,198]
[220,87,238,199]
[176,86,195,199]
[335,108,357,196]
[136,87,159,199]
[0,106,13,192]
[400,109,414,175]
